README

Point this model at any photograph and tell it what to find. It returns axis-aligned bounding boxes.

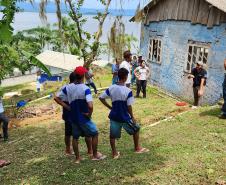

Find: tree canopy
[0,0,51,82]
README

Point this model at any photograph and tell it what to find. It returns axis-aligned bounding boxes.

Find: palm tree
[21,26,52,51]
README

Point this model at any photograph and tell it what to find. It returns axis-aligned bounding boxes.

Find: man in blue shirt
[58,66,106,163]
[99,68,149,159]
[112,58,120,85]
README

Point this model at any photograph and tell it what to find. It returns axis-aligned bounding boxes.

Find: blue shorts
[64,121,72,136]
[110,120,140,139]
[72,120,98,139]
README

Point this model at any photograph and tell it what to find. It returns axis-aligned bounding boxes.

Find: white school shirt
[136,66,149,80]
[59,83,93,124]
[56,85,69,102]
[119,61,131,85]
[0,97,4,113]
[99,84,134,122]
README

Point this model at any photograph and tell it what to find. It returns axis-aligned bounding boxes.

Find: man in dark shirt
[138,56,143,66]
[220,59,226,119]
[188,61,207,108]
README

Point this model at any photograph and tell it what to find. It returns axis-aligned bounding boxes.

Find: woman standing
[134,61,150,98]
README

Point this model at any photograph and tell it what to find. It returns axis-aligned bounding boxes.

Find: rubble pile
[16,104,58,120]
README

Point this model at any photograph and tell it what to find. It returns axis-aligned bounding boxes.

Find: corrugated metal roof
[206,0,226,12]
[36,50,109,71]
[130,0,226,21]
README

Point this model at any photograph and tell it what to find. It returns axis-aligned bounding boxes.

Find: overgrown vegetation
[0,0,51,83]
[0,0,114,84]
[106,16,138,60]
[39,0,112,67]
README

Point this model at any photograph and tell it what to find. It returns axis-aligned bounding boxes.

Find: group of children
[54,65,149,163]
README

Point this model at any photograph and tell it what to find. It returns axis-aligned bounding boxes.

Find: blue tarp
[16,100,27,108]
[39,74,62,83]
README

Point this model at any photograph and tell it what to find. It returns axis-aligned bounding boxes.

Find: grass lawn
[0,69,225,185]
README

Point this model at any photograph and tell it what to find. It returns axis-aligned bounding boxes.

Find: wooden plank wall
[146,0,226,28]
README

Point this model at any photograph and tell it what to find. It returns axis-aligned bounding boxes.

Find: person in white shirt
[0,96,9,141]
[119,50,132,88]
[134,60,150,98]
[85,67,98,94]
[36,71,42,93]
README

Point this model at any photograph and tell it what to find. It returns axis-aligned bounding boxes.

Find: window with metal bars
[185,41,210,73]
[148,38,162,64]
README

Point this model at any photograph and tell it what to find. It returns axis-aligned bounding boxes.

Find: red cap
[74,66,88,76]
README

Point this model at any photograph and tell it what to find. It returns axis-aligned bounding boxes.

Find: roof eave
[130,0,226,22]
[130,0,161,22]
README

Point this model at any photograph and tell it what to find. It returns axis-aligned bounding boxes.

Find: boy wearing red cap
[59,66,106,163]
[55,72,92,156]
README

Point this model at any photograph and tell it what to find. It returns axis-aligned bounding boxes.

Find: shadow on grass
[199,107,221,118]
[0,124,165,185]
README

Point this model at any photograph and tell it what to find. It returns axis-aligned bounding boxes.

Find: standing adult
[0,95,9,141]
[188,61,207,108]
[134,60,150,98]
[112,58,120,85]
[85,66,98,94]
[138,56,143,66]
[131,56,138,86]
[120,50,132,88]
[220,59,226,119]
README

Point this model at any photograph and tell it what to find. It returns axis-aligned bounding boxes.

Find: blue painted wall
[140,20,226,104]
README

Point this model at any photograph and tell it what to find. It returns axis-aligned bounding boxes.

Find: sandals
[65,150,74,156]
[92,153,107,161]
[113,152,120,159]
[135,148,150,154]
[0,160,11,168]
[74,157,83,164]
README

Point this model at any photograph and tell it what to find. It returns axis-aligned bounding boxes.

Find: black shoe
[219,115,226,119]
[0,134,3,139]
[3,137,8,142]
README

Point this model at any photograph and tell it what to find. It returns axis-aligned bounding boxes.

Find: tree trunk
[85,0,112,67]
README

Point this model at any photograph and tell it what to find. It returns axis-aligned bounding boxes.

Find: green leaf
[0,23,13,43]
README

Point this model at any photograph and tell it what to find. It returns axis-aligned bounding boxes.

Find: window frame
[185,41,210,73]
[148,37,162,64]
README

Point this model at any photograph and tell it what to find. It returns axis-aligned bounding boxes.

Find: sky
[33,0,150,10]
[82,0,149,9]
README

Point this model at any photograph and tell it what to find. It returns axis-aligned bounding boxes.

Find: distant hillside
[17,2,136,16]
